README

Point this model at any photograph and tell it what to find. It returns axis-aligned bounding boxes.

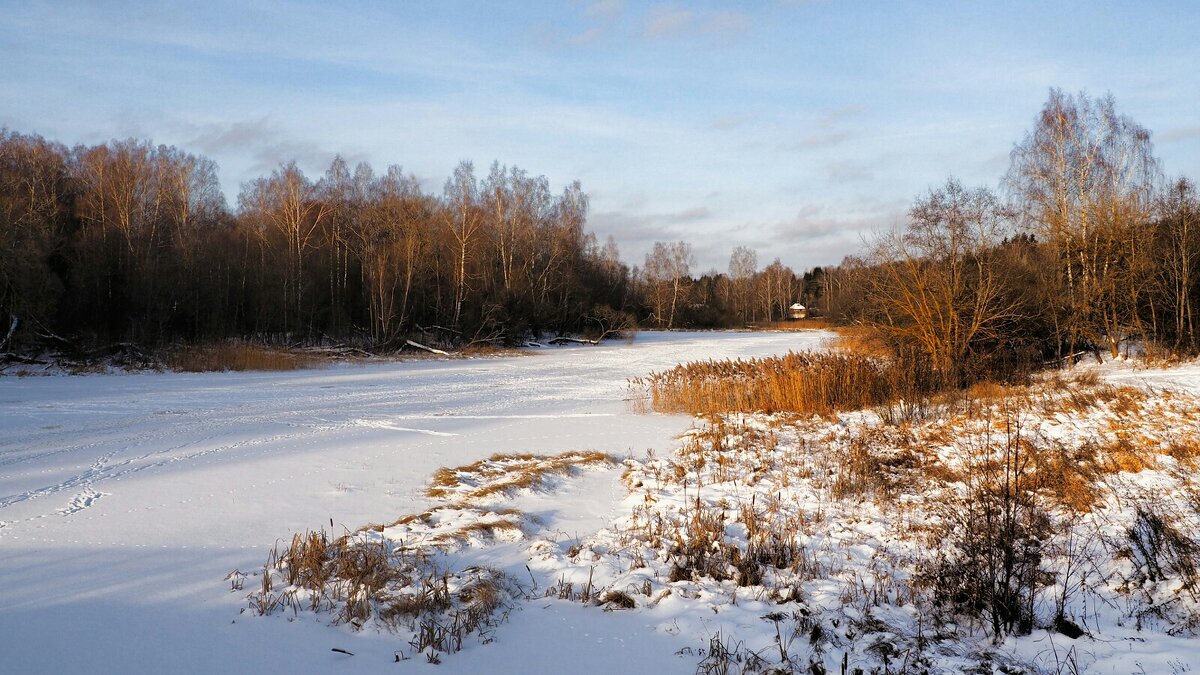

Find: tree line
[0,134,632,351]
[821,89,1200,384]
[0,131,814,356]
[12,87,1180,371]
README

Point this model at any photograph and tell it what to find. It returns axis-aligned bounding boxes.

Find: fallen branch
[548,336,598,346]
[1043,351,1090,368]
[1,352,49,365]
[405,340,450,356]
[302,345,376,358]
[1,316,16,353]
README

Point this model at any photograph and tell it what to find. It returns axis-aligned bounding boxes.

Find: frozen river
[0,330,826,673]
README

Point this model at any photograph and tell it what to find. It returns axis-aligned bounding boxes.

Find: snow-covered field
[8,333,1200,674]
[0,331,826,674]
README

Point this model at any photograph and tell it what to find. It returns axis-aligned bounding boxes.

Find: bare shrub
[668,497,733,583]
[1128,506,1200,592]
[919,412,1052,639]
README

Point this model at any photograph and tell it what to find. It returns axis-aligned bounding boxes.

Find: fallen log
[548,336,599,346]
[405,339,450,355]
[417,324,462,335]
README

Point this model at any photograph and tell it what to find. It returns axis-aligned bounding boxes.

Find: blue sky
[2,1,1198,272]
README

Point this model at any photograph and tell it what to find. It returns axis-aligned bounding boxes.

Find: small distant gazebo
[789,303,807,320]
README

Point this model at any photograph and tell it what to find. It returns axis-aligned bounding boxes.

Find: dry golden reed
[631,351,934,417]
[750,318,837,331]
[164,342,322,372]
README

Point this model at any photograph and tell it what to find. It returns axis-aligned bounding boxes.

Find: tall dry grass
[164,342,323,372]
[749,318,837,331]
[631,351,937,417]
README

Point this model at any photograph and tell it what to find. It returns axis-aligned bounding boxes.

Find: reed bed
[631,351,936,416]
[164,342,323,372]
[749,318,836,331]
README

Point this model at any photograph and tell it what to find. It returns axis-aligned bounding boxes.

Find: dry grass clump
[1022,440,1100,513]
[1098,433,1155,474]
[244,448,626,653]
[660,495,811,589]
[1167,438,1200,466]
[246,523,518,660]
[241,444,638,662]
[831,427,936,502]
[364,505,528,550]
[165,342,322,372]
[1036,371,1146,416]
[631,351,936,417]
[248,528,413,621]
[460,343,528,358]
[610,417,841,593]
[426,451,617,502]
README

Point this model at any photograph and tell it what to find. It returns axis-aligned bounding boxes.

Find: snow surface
[0,330,826,673]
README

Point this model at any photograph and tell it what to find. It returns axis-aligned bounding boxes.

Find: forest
[1,88,1198,377]
[0,129,815,359]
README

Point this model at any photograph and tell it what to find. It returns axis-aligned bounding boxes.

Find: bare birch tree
[1007,89,1160,358]
[728,246,757,324]
[239,162,331,335]
[644,241,694,329]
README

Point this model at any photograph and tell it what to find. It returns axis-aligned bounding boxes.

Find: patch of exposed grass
[371,505,527,548]
[460,343,529,358]
[425,451,617,502]
[164,342,324,372]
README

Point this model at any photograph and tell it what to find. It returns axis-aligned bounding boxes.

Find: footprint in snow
[58,487,109,516]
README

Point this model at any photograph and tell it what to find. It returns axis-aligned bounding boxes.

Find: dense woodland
[0,131,812,357]
[2,89,1199,375]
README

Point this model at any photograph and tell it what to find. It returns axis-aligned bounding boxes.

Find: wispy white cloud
[641,6,750,44]
[584,0,625,20]
[790,105,865,150]
[711,115,747,131]
[768,198,907,267]
[589,203,717,265]
[642,6,693,39]
[533,0,626,48]
[797,130,851,150]
[177,116,368,188]
[816,105,865,128]
[825,160,873,183]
